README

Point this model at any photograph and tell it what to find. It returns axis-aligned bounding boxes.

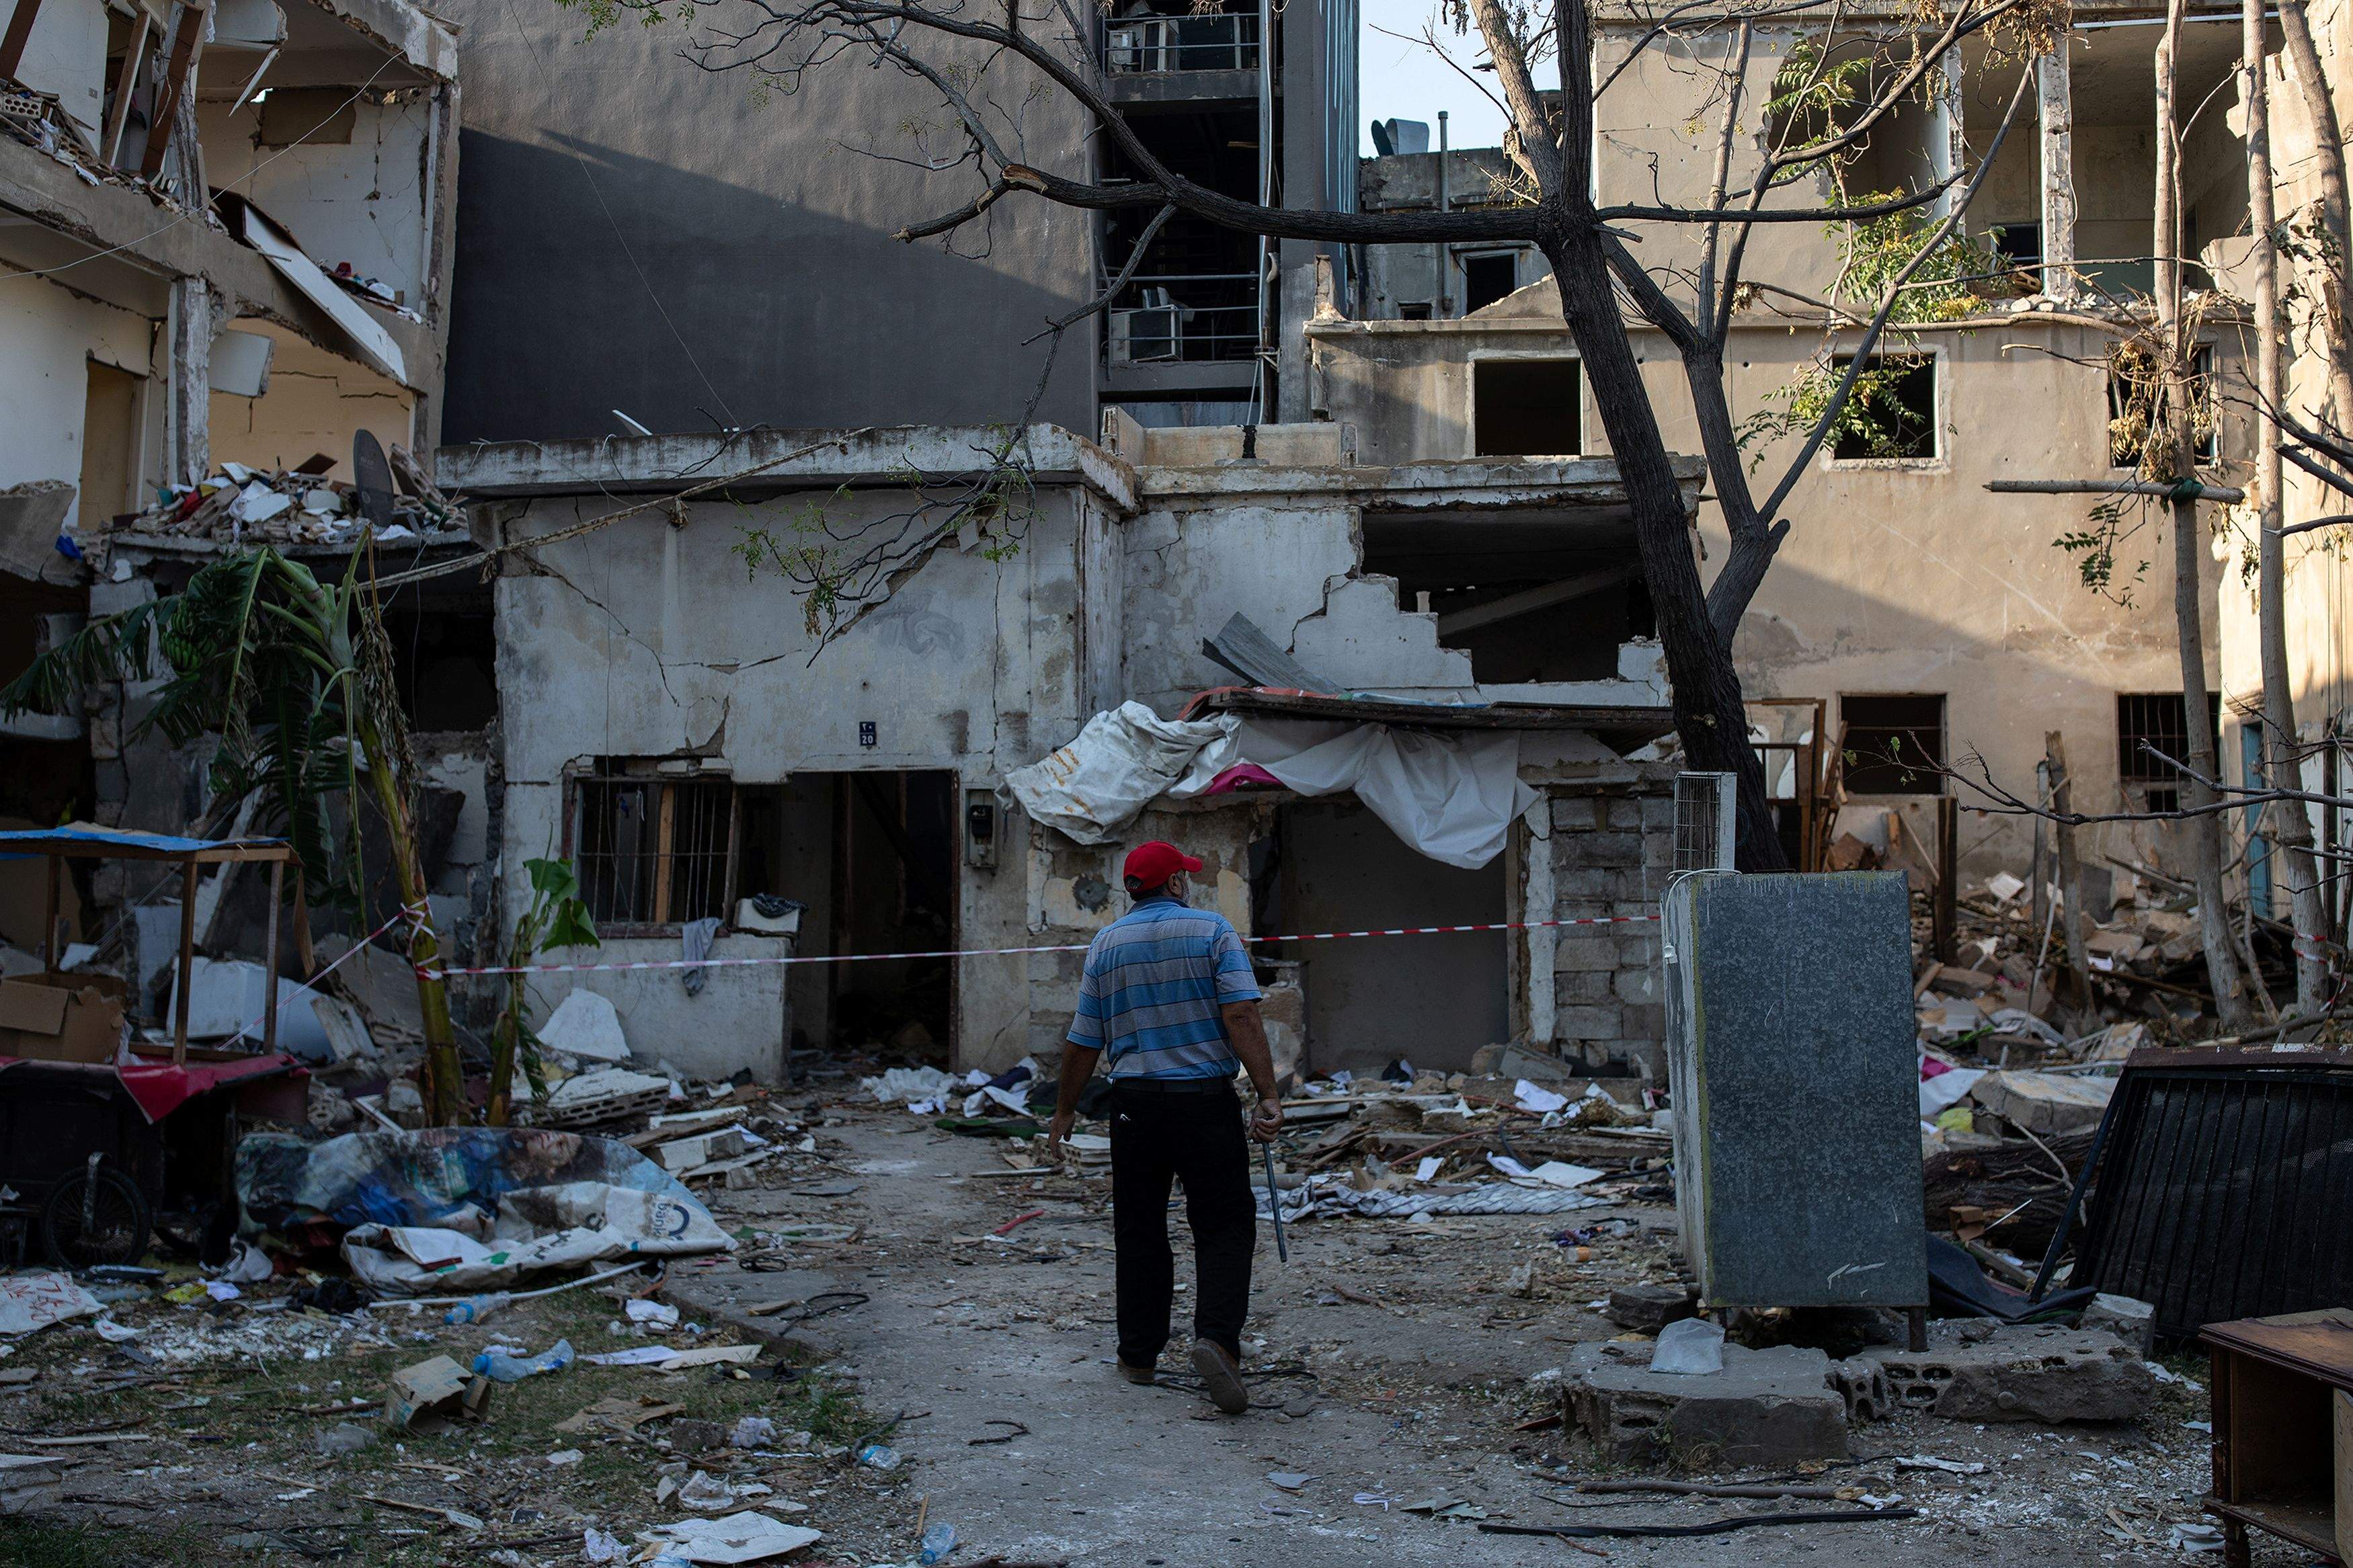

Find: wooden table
[2203,1309,2353,1567]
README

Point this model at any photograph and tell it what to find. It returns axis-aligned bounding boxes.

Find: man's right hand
[1046,1110,1076,1158]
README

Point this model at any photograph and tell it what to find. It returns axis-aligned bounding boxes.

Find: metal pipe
[1436,110,1451,316]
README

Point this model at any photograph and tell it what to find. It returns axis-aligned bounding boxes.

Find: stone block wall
[1546,787,1674,1076]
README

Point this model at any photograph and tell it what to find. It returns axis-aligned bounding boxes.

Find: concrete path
[664,1111,2231,1567]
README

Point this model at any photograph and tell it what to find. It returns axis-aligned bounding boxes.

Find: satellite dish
[351,430,395,533]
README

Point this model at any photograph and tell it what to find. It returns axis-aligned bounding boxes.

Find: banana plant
[487,856,600,1126]
[0,546,468,1123]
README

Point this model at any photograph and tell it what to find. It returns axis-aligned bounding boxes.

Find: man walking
[1047,840,1283,1415]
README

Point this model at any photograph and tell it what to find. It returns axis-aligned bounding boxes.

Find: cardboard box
[384,1355,492,1432]
[0,977,125,1064]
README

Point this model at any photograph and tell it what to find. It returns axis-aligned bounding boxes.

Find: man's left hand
[1248,1096,1283,1143]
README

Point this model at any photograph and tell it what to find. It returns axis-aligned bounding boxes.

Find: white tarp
[342,1180,733,1294]
[1000,702,1236,845]
[1004,705,1539,870]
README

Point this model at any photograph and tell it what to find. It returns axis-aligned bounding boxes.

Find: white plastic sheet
[1008,705,1540,870]
[1176,718,1538,870]
[1000,702,1239,845]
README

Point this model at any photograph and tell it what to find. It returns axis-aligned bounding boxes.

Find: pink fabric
[1202,763,1283,795]
[1919,1056,1953,1080]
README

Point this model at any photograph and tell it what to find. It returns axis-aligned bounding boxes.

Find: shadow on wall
[444,129,1098,443]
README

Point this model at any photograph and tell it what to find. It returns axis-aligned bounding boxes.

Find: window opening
[571,764,735,927]
[1461,251,1518,313]
[1839,694,1946,794]
[2118,692,2222,813]
[1473,358,1582,457]
[1828,354,1936,460]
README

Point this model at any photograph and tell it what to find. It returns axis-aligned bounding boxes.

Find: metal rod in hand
[1261,1141,1288,1264]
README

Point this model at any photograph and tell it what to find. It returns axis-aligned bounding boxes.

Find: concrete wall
[15,0,110,145]
[488,464,1101,1077]
[208,320,415,472]
[198,93,438,306]
[0,271,161,534]
[436,0,1096,443]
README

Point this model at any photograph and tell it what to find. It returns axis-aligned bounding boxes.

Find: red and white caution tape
[413,913,1662,981]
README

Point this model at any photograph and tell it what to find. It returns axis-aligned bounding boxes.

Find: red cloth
[0,1052,306,1124]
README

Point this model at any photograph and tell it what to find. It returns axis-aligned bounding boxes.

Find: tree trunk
[2045,731,2091,1015]
[1543,226,1784,869]
[2245,0,2331,1010]
[2277,0,2353,428]
[1548,0,1783,870]
[2157,0,2258,1028]
[360,714,465,1124]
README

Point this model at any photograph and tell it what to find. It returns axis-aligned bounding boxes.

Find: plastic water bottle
[918,1522,957,1565]
[443,1294,508,1326]
[471,1338,575,1382]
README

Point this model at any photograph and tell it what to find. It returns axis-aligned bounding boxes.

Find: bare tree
[564,0,2046,866]
[2153,0,2257,1026]
[2242,0,2331,1009]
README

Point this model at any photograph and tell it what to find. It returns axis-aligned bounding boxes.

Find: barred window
[569,763,736,928]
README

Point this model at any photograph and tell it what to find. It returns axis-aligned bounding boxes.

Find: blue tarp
[0,825,288,860]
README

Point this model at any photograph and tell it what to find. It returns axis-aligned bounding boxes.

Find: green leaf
[543,899,600,952]
[526,857,580,900]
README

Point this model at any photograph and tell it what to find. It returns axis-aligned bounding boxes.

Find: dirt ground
[0,1102,2278,1567]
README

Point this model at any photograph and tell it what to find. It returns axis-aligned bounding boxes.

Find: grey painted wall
[439,1,1098,442]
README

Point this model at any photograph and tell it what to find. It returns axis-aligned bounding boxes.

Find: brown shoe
[1190,1339,1248,1414]
[1117,1360,1156,1385]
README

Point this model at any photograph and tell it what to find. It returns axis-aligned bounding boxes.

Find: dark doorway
[1265,799,1507,1074]
[737,771,957,1064]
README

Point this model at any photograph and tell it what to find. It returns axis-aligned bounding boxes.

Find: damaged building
[1325,2,2265,892]
[0,0,479,1027]
[438,421,1696,1081]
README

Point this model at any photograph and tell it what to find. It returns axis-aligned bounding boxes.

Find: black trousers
[1108,1080,1256,1365]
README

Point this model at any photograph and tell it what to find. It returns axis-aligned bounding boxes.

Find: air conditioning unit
[1105,19,1168,72]
[1110,306,1180,364]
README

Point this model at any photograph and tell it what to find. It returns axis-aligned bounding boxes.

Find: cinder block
[1619,1002,1665,1039]
[1564,1341,1848,1467]
[1613,968,1659,1003]
[1639,795,1677,829]
[1841,1323,2153,1423]
[1554,868,1620,900]
[1554,936,1619,973]
[1554,1004,1624,1041]
[1606,1283,1698,1332]
[1605,798,1647,831]
[1555,969,1616,1003]
[1550,797,1603,831]
[1570,831,1645,867]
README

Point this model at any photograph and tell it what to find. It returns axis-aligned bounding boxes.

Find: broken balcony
[0,0,456,569]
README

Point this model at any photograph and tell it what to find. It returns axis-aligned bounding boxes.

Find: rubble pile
[115,451,459,548]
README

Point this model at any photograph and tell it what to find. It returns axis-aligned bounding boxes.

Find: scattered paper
[1513,1079,1568,1114]
[645,1511,822,1564]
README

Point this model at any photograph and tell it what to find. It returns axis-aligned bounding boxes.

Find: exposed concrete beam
[440,426,1141,511]
[1933,45,1966,220]
[1434,567,1632,636]
[167,276,222,485]
[0,135,438,388]
[298,0,457,81]
[2037,46,2078,294]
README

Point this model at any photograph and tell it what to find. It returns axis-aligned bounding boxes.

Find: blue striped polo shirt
[1067,895,1263,1079]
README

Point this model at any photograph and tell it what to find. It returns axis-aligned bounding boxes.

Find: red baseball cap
[1122,840,1203,891]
